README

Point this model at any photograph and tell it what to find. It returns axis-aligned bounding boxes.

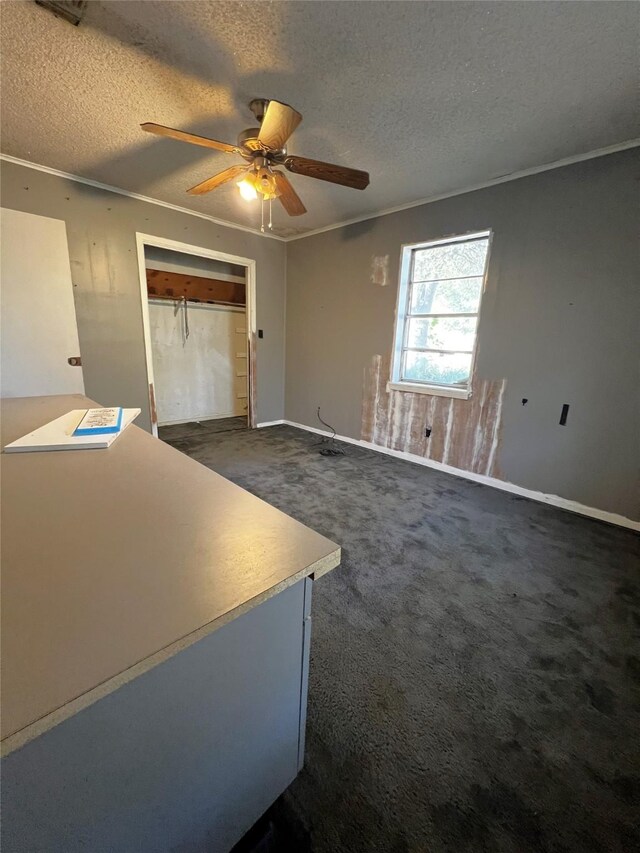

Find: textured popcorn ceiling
[1,1,638,236]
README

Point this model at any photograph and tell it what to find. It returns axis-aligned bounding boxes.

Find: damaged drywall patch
[361,353,506,478]
[370,255,390,286]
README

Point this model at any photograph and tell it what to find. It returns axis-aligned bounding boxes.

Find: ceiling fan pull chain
[260,197,265,232]
[269,197,273,231]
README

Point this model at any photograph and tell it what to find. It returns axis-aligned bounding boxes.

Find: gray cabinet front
[1,579,312,853]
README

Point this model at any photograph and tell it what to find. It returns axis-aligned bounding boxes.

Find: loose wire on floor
[316,407,345,456]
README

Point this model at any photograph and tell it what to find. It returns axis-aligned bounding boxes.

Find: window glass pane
[403,351,472,386]
[406,316,477,352]
[413,238,488,282]
[409,277,483,315]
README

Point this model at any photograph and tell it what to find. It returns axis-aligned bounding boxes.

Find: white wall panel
[149,300,246,424]
[0,207,84,397]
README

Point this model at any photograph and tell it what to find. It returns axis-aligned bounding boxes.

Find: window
[390,231,491,399]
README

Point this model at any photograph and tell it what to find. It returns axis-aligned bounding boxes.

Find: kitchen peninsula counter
[1,393,340,853]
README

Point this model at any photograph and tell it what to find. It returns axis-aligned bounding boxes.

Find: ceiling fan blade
[284,156,369,190]
[141,123,240,154]
[187,165,248,195]
[258,101,302,150]
[274,173,306,216]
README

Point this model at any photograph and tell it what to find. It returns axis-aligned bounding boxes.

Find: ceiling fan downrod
[248,98,270,124]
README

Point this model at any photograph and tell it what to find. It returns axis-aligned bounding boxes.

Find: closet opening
[136,234,257,440]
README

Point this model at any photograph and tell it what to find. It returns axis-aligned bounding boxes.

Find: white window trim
[387,380,473,399]
[390,230,492,400]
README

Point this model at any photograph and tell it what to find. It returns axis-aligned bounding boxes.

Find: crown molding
[3,139,638,244]
[0,153,286,242]
[283,138,640,242]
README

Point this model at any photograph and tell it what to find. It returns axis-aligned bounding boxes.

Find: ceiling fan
[141,99,370,228]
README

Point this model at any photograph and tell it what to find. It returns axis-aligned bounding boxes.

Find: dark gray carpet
[162,424,640,853]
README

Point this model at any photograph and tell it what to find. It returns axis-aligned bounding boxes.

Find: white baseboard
[159,412,243,426]
[281,419,640,532]
[256,420,285,428]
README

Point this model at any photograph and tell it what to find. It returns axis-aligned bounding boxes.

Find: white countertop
[1,395,340,755]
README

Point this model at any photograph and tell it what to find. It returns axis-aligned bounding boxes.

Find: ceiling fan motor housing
[241,100,289,157]
[237,127,263,153]
[237,128,287,159]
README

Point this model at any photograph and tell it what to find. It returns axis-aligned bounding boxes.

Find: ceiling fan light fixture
[255,166,278,197]
[237,173,258,202]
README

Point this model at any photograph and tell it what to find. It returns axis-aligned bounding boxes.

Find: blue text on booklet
[73,407,123,437]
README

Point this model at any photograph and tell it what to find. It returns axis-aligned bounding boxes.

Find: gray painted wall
[285,149,640,519]
[2,153,637,517]
[0,160,286,431]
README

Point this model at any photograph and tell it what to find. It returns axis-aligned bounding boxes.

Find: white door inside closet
[1,207,84,397]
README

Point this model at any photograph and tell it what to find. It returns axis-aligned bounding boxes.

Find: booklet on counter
[73,407,123,436]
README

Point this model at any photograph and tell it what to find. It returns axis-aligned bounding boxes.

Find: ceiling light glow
[237,176,258,201]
